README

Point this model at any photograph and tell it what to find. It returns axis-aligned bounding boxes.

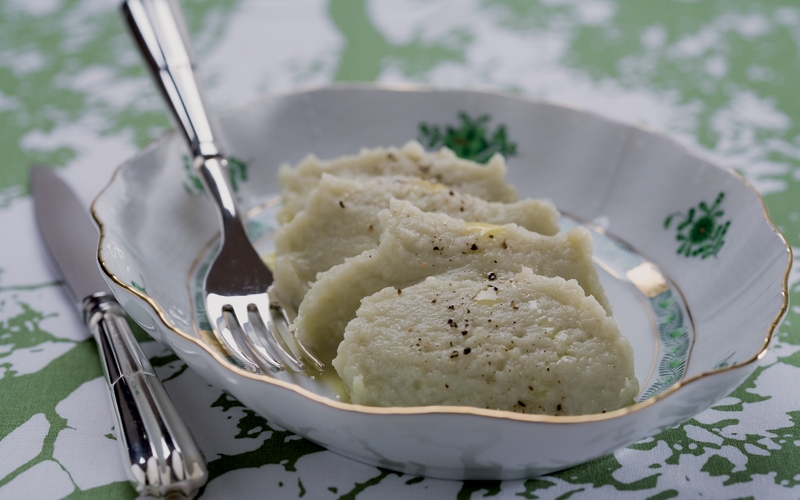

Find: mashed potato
[273,174,560,309]
[333,268,638,415]
[277,141,518,223]
[292,200,610,363]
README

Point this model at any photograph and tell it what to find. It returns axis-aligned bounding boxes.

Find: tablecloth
[1,0,799,498]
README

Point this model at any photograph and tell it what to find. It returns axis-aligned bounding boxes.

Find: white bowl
[92,85,790,480]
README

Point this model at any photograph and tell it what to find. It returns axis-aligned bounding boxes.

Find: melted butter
[465,222,507,245]
[318,366,350,403]
[261,252,276,271]
[410,177,449,192]
[473,287,499,304]
[465,221,503,232]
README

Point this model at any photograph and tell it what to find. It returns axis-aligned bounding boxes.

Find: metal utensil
[31,166,208,498]
[120,0,323,374]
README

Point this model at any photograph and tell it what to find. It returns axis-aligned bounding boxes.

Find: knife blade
[31,166,208,498]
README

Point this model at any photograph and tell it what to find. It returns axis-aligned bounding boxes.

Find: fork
[121,0,323,374]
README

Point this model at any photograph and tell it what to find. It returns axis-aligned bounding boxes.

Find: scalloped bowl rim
[91,83,791,426]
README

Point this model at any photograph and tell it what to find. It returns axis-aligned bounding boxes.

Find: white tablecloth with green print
[2,1,798,498]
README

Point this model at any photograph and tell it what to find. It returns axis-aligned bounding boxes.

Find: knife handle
[83,293,208,498]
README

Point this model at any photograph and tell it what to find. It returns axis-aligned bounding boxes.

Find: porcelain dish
[92,85,790,480]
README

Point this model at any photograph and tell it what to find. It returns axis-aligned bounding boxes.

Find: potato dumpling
[273,173,559,309]
[277,140,517,223]
[334,268,638,415]
[293,200,609,363]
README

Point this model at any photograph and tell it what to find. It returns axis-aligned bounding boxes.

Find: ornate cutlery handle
[121,0,246,232]
[121,0,220,160]
[85,293,207,498]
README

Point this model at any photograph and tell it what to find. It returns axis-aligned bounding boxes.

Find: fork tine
[206,294,260,373]
[270,302,325,372]
[250,297,305,372]
[231,303,283,373]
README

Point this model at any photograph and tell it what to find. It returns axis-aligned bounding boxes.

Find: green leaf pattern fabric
[1,0,798,498]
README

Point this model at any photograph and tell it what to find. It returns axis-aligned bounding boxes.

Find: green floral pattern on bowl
[417,112,518,164]
[665,192,731,259]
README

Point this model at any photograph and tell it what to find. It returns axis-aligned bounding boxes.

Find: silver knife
[31,166,208,498]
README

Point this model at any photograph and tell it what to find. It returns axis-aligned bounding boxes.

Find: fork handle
[121,0,247,226]
[84,293,207,498]
[196,156,249,240]
[121,0,221,160]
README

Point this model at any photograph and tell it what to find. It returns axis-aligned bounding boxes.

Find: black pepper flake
[445,383,449,388]
[339,200,345,208]
[449,190,454,196]
[461,331,468,336]
[501,240,508,249]
[433,246,440,250]
[489,234,494,238]
[470,243,478,251]
[431,299,437,304]
[488,272,497,281]
[368,225,374,232]
[518,401,526,407]
[397,288,402,295]
[448,305,455,310]
[464,347,472,354]
[450,351,459,358]
[557,404,562,411]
